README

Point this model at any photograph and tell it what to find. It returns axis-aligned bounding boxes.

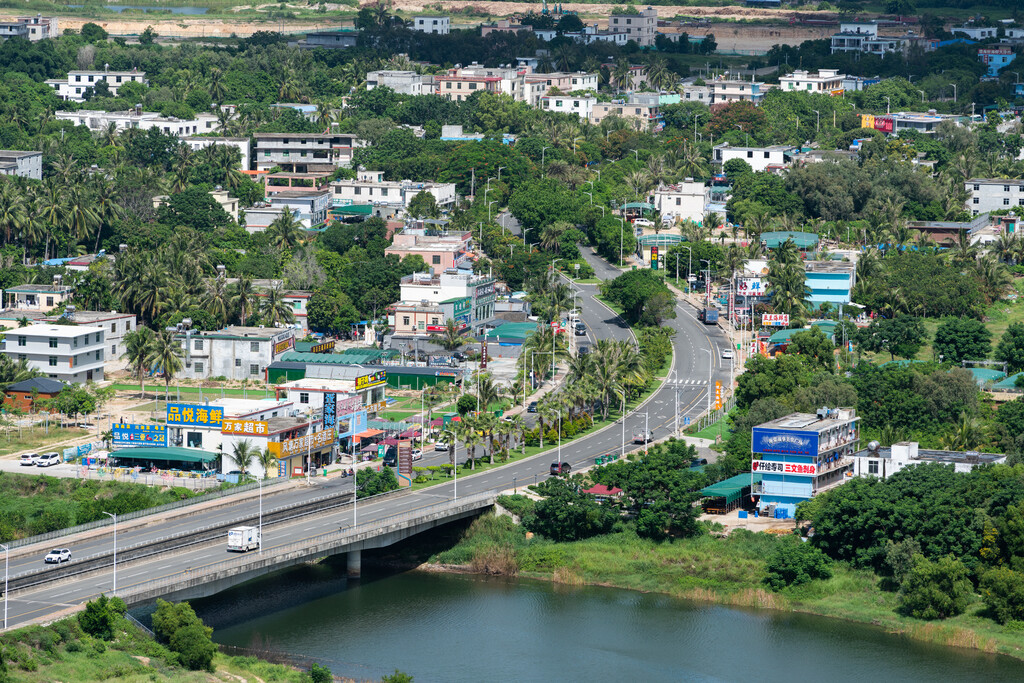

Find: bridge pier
[347,549,361,577]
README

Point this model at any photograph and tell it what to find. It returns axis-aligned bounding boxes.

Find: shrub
[169,622,217,672]
[152,599,203,644]
[497,494,536,519]
[310,662,333,683]
[763,539,833,591]
[78,595,120,641]
[898,554,972,620]
[980,567,1024,624]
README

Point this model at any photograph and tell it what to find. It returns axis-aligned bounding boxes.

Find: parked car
[452,351,467,362]
[434,441,450,452]
[550,462,572,476]
[412,448,423,461]
[44,548,71,564]
[633,432,653,444]
[36,452,60,467]
[20,453,38,466]
[690,458,709,468]
[382,448,397,467]
[528,402,538,413]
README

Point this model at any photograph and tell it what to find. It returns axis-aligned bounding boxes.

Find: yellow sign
[311,340,335,354]
[860,114,874,129]
[221,419,269,436]
[714,381,723,410]
[355,370,387,391]
[365,400,388,414]
[269,428,334,458]
[273,338,294,356]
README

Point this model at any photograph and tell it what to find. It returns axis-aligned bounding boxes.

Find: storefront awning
[399,429,421,438]
[111,446,219,464]
[354,429,384,440]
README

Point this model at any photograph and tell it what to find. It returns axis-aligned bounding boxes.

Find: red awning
[354,429,384,441]
[582,485,623,497]
[399,429,421,438]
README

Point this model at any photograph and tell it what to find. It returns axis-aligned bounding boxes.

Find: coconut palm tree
[145,329,185,398]
[429,318,465,352]
[230,440,257,478]
[257,447,278,480]
[537,396,560,449]
[268,207,304,249]
[203,277,231,326]
[231,275,257,326]
[456,415,481,470]
[475,372,502,413]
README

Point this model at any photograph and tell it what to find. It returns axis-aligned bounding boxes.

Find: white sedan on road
[44,548,71,564]
[721,350,734,360]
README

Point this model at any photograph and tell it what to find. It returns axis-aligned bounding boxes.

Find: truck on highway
[699,308,719,325]
[227,526,260,553]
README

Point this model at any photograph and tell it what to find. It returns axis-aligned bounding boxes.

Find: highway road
[2,247,730,630]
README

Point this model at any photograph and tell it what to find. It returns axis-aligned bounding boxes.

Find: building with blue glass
[751,408,860,518]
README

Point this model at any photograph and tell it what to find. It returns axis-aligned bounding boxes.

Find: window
[250,342,260,352]
[432,255,441,265]
[194,361,204,374]
[250,364,260,375]
[235,358,242,367]
[868,460,879,475]
[48,356,57,367]
[96,350,101,360]
[354,186,361,195]
[49,337,58,348]
[1005,185,1011,192]
[402,316,410,326]
[746,151,753,158]
[300,392,310,404]
[46,297,53,306]
[1005,198,1011,206]
[17,354,25,361]
[675,198,681,206]
[17,336,25,347]
[973,197,980,204]
[111,345,116,355]
[111,323,116,332]
[194,339,204,350]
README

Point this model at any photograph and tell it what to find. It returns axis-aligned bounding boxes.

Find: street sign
[683,417,691,426]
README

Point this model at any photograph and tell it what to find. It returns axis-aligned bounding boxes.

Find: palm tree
[230,440,257,477]
[231,275,256,326]
[456,416,481,470]
[257,447,278,479]
[429,318,465,351]
[475,372,502,413]
[476,411,499,465]
[145,330,185,398]
[0,181,25,246]
[121,327,155,398]
[203,277,231,326]
[268,207,304,249]
[537,396,560,448]
[261,283,296,327]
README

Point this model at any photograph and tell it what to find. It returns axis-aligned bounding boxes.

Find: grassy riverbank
[429,514,1024,661]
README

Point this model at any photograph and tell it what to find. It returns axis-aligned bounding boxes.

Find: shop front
[269,428,336,477]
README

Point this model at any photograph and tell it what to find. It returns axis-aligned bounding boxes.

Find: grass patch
[0,425,89,457]
[689,408,735,442]
[108,383,275,400]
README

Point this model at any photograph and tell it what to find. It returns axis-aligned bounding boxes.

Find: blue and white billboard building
[751,409,860,518]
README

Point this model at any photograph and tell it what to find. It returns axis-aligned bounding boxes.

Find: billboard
[166,403,223,428]
[355,370,387,390]
[310,340,335,354]
[737,278,765,296]
[113,423,167,447]
[752,428,818,457]
[221,420,269,436]
[323,392,337,431]
[273,337,294,356]
[751,460,817,476]
[714,381,723,410]
[338,395,362,414]
[269,428,335,458]
[762,313,790,327]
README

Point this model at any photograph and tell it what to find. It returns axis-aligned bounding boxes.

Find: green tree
[524,478,618,542]
[933,317,991,364]
[381,671,415,683]
[156,187,233,232]
[735,354,811,409]
[898,554,972,620]
[763,539,833,591]
[788,327,835,371]
[857,316,927,360]
[78,595,126,641]
[980,567,1024,624]
[311,663,334,683]
[170,622,217,672]
[145,330,185,395]
[306,287,360,336]
[600,269,676,326]
[430,318,466,351]
[996,323,1024,373]
[407,190,440,219]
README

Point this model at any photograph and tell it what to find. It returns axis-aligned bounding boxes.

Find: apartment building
[56,108,220,136]
[436,64,525,102]
[714,143,795,173]
[46,69,148,102]
[413,16,449,34]
[0,150,42,180]
[779,69,846,95]
[979,47,1015,78]
[3,283,72,313]
[297,29,357,49]
[653,181,709,224]
[589,99,660,128]
[394,270,496,334]
[604,63,648,92]
[267,190,331,229]
[526,71,599,94]
[386,230,473,270]
[1,324,105,384]
[480,19,532,37]
[710,79,767,105]
[540,95,597,121]
[252,133,364,172]
[609,6,658,47]
[538,24,628,46]
[0,15,58,41]
[951,25,997,40]
[330,170,456,219]
[175,326,296,381]
[680,83,711,103]
[366,70,434,95]
[966,179,1024,215]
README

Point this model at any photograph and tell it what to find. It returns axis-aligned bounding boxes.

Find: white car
[44,548,71,564]
[412,448,423,461]
[434,441,450,452]
[19,453,38,466]
[36,452,61,467]
[721,350,734,360]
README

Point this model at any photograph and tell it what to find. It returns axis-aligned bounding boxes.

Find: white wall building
[0,150,42,180]
[853,441,1005,480]
[653,181,709,224]
[46,70,148,102]
[175,326,297,381]
[952,25,997,40]
[57,109,219,136]
[680,83,711,103]
[779,69,846,95]
[329,170,456,218]
[267,190,331,229]
[1,324,105,384]
[710,79,767,105]
[0,15,58,41]
[253,132,364,172]
[182,137,251,170]
[714,143,795,173]
[366,70,434,95]
[55,310,136,370]
[540,94,597,120]
[966,178,1024,215]
[609,6,658,47]
[413,16,450,34]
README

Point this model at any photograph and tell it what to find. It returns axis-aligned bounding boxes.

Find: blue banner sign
[166,403,223,428]
[112,423,167,447]
[752,428,818,457]
[323,392,337,431]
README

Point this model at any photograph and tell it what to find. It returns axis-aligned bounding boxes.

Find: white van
[36,452,61,467]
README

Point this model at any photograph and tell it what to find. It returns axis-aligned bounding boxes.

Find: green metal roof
[279,352,357,364]
[332,204,373,216]
[701,473,762,505]
[637,234,684,246]
[623,202,655,210]
[992,372,1024,389]
[111,446,219,464]
[878,359,928,368]
[483,322,544,343]
[760,231,820,249]
[768,321,837,344]
[970,368,1007,386]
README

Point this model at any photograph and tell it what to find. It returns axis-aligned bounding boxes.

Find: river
[174,556,1024,682]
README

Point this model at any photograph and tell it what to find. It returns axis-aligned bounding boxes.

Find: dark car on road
[550,462,571,476]
[574,322,587,336]
[528,402,538,413]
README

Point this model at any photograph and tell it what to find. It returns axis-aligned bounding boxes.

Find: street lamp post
[497,166,505,182]
[584,191,593,205]
[701,348,712,415]
[679,245,692,290]
[949,83,957,102]
[700,258,711,309]
[884,96,890,115]
[918,90,926,103]
[441,428,458,501]
[617,216,625,267]
[541,146,551,171]
[813,109,820,131]
[258,476,263,553]
[101,512,117,595]
[488,200,498,222]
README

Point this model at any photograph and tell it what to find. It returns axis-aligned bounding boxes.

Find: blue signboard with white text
[166,403,223,428]
[323,392,337,432]
[112,423,167,448]
[752,428,818,457]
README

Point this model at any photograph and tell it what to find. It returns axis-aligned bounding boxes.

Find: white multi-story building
[609,6,657,47]
[714,143,795,173]
[366,70,434,95]
[182,137,251,170]
[252,132,364,172]
[589,99,660,128]
[1,324,105,384]
[397,270,496,334]
[46,69,148,102]
[779,69,846,95]
[853,441,1005,480]
[175,326,297,381]
[436,64,525,103]
[297,29,357,49]
[267,190,331,229]
[57,109,219,136]
[710,79,767,105]
[0,15,58,41]
[50,310,137,369]
[413,16,449,34]
[830,22,879,54]
[653,181,709,224]
[329,170,456,219]
[966,178,1024,215]
[680,83,711,103]
[540,94,597,120]
[0,150,42,180]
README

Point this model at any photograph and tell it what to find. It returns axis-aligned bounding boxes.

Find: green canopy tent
[700,472,762,513]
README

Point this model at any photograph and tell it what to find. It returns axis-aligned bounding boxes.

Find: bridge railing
[116,491,498,602]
